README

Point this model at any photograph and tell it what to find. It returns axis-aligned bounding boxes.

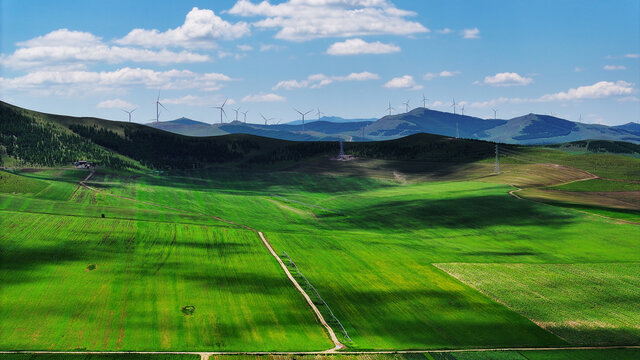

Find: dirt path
[258,232,345,351]
[75,173,345,351]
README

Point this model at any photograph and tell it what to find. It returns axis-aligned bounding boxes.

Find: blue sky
[1,0,638,125]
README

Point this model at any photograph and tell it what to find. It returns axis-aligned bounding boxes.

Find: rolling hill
[147,108,640,145]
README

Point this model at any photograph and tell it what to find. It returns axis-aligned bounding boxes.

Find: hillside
[148,108,640,145]
[0,101,506,170]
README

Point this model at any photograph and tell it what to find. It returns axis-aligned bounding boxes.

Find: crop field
[1,149,639,355]
[0,210,330,350]
[436,263,640,345]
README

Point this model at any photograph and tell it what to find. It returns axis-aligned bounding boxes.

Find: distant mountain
[362,108,640,145]
[286,116,376,125]
[613,122,640,136]
[144,108,640,145]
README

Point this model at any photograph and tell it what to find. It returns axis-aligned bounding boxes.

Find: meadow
[1,146,639,354]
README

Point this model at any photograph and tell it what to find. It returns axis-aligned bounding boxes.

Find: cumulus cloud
[384,75,422,90]
[480,72,533,87]
[97,99,136,109]
[538,81,634,101]
[237,44,253,51]
[470,80,635,108]
[625,53,639,59]
[0,67,234,95]
[116,7,250,49]
[273,71,379,90]
[423,70,460,80]
[462,27,480,39]
[326,38,400,55]
[603,65,626,71]
[436,28,452,34]
[0,29,211,70]
[259,44,285,51]
[241,93,286,102]
[228,0,428,41]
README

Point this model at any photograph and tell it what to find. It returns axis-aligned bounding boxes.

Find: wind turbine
[294,108,312,131]
[492,108,498,119]
[260,113,274,125]
[402,99,410,113]
[121,108,137,123]
[316,108,324,120]
[233,107,241,121]
[422,94,429,108]
[386,101,394,116]
[450,98,457,115]
[241,110,248,123]
[578,114,582,123]
[155,91,168,123]
[212,98,228,124]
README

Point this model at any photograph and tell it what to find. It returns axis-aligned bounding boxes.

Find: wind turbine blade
[159,102,168,111]
[221,98,228,107]
[131,108,137,113]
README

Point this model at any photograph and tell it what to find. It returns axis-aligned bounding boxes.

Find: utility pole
[495,144,500,174]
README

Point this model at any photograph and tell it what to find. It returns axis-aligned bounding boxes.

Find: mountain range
[147,108,640,145]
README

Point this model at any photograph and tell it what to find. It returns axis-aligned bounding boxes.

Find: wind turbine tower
[155,92,167,124]
[213,98,228,124]
[402,99,410,113]
[294,108,312,131]
[386,101,394,116]
[316,108,324,120]
[233,107,240,122]
[242,110,248,123]
[422,94,429,108]
[492,108,498,119]
[451,98,457,115]
[460,105,465,116]
[260,113,274,125]
[122,108,137,123]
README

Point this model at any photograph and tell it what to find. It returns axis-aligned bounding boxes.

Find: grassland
[0,355,198,360]
[0,211,330,351]
[548,178,640,192]
[436,263,640,345]
[1,145,639,355]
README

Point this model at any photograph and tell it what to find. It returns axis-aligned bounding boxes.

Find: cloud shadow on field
[319,195,574,231]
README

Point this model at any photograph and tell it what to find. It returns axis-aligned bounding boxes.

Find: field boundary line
[2,345,640,356]
[257,232,345,352]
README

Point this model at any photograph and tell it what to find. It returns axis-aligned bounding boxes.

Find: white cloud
[237,44,253,51]
[0,29,211,70]
[273,71,379,90]
[538,81,634,101]
[228,0,428,41]
[0,67,234,95]
[470,80,635,108]
[259,44,285,51]
[574,67,584,72]
[116,7,250,49]
[481,72,533,87]
[625,53,639,59]
[423,70,460,80]
[462,27,480,39]
[436,28,452,34]
[603,65,626,71]
[97,99,136,109]
[241,93,286,102]
[326,38,400,55]
[384,75,422,90]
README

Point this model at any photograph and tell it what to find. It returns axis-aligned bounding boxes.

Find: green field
[548,178,640,192]
[1,147,639,355]
[436,263,640,345]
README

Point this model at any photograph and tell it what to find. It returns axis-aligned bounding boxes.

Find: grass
[436,263,640,345]
[548,178,640,192]
[0,355,198,360]
[0,170,49,194]
[0,211,330,351]
[1,154,639,351]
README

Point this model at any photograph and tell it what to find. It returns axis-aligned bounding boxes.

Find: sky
[1,0,639,126]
